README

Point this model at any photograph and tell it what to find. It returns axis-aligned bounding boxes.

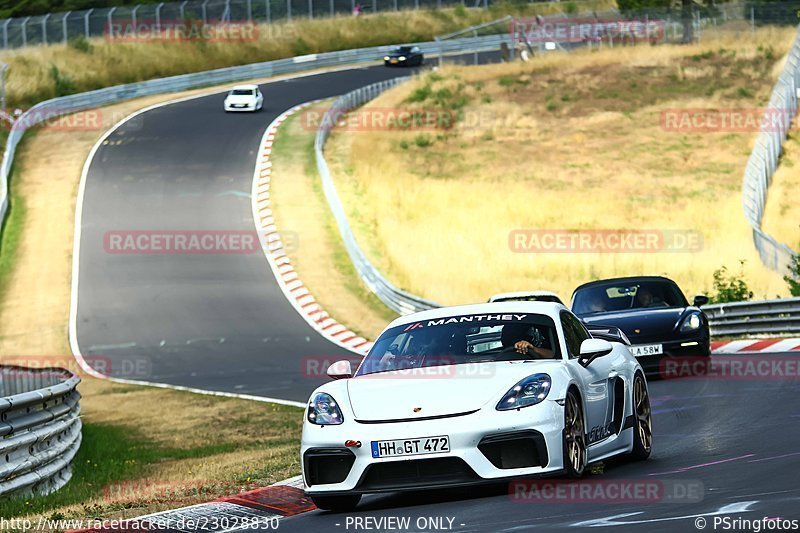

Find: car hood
[581,307,688,342]
[346,361,558,421]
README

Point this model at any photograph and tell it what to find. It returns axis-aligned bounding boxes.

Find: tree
[784,253,800,297]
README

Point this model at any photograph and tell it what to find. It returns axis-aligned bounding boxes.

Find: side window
[560,311,591,358]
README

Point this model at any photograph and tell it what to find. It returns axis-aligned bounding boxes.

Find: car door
[560,311,614,445]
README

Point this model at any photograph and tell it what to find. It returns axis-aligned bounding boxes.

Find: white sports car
[223,84,264,112]
[301,302,652,511]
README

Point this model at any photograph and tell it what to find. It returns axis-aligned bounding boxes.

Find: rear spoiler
[585,325,631,346]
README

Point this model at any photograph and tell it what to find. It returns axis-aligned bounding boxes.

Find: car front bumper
[301,401,565,495]
[224,103,256,112]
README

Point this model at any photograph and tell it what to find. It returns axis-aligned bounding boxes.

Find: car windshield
[230,89,255,95]
[392,46,413,53]
[572,280,688,315]
[355,313,560,376]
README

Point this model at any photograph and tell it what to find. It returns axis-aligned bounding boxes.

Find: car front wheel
[563,388,587,478]
[630,372,652,460]
[310,494,361,512]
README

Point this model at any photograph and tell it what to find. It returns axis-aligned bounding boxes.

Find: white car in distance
[224,85,264,112]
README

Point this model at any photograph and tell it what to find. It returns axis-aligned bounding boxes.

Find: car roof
[386,301,568,330]
[230,84,258,90]
[489,290,562,302]
[571,276,677,296]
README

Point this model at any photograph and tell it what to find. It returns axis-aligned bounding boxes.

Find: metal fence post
[156,3,164,33]
[84,8,93,38]
[21,17,30,47]
[202,0,210,24]
[132,5,140,29]
[62,11,70,43]
[43,13,50,45]
[266,0,271,23]
[107,7,116,34]
[247,0,253,21]
[330,0,334,17]
[309,0,313,19]
[3,19,10,49]
[288,0,292,21]
[180,0,188,21]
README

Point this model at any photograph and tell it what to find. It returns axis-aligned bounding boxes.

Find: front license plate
[390,59,398,63]
[371,436,450,458]
[630,344,664,357]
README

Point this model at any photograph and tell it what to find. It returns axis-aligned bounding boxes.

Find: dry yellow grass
[326,27,796,305]
[0,81,317,521]
[0,0,615,109]
[269,101,397,339]
[762,132,800,251]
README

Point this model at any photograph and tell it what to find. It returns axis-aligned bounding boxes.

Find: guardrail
[0,366,82,498]
[740,24,800,274]
[704,298,800,336]
[0,33,512,237]
[315,77,443,315]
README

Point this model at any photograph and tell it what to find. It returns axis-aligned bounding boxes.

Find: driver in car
[501,324,554,359]
[635,287,665,308]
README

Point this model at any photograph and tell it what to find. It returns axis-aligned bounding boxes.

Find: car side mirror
[693,295,709,307]
[578,338,613,367]
[326,360,353,380]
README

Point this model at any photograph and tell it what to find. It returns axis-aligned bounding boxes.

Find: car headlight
[384,55,390,60]
[307,393,344,425]
[496,373,551,411]
[680,312,702,332]
[399,56,406,61]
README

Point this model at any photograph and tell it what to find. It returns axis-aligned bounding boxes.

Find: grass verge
[269,101,397,339]
[326,27,796,305]
[0,0,614,110]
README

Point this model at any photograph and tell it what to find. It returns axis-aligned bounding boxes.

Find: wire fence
[740,24,800,275]
[2,0,799,50]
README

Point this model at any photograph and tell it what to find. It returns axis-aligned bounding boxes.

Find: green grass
[0,146,27,302]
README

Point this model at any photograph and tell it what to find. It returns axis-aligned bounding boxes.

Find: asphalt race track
[274,357,800,532]
[75,54,499,403]
[73,55,800,531]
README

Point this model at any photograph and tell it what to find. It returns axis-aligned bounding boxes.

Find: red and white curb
[711,338,800,354]
[250,102,373,355]
[70,476,313,532]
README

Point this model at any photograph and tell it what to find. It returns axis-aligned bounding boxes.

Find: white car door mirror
[578,338,613,367]
[327,360,353,380]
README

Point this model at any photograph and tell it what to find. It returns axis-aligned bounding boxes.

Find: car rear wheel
[563,389,587,478]
[630,373,652,460]
[310,494,361,512]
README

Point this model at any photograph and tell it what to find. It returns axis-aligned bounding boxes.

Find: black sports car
[383,46,424,67]
[571,276,710,369]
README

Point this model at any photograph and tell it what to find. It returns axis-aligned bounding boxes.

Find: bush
[414,134,432,148]
[67,35,92,53]
[710,261,754,303]
[784,253,800,297]
[49,65,75,97]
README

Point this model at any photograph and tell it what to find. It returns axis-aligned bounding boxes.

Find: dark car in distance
[383,45,424,67]
[571,276,710,369]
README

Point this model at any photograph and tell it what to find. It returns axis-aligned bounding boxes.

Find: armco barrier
[315,78,441,315]
[703,297,800,336]
[0,33,510,237]
[0,366,82,497]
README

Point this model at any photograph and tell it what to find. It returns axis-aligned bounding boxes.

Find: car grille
[478,430,548,469]
[358,457,479,491]
[304,448,356,487]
